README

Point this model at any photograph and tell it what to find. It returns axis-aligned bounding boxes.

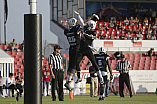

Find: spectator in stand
[153,19,157,31]
[146,48,156,57]
[132,34,138,41]
[15,72,23,97]
[109,20,115,28]
[0,76,5,98]
[151,29,156,40]
[103,22,109,31]
[113,51,123,60]
[134,17,139,24]
[119,33,125,40]
[129,16,134,26]
[126,31,132,40]
[116,21,123,31]
[7,73,19,101]
[21,40,24,51]
[89,64,98,97]
[149,18,153,26]
[10,39,17,51]
[143,17,149,26]
[99,34,105,40]
[137,31,143,40]
[147,32,152,40]
[124,17,129,25]
[42,65,51,96]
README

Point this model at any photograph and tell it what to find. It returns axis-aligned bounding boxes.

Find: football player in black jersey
[64,18,81,91]
[94,47,112,101]
[74,11,104,84]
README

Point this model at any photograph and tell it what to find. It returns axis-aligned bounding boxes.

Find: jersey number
[98,60,102,66]
[68,36,76,43]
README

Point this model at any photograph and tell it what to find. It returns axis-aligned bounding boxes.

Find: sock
[98,70,103,79]
[69,76,72,81]
[66,75,70,82]
[77,71,81,79]
[99,95,102,98]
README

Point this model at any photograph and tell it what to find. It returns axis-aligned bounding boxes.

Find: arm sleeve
[78,15,85,28]
[48,55,52,65]
[127,61,131,68]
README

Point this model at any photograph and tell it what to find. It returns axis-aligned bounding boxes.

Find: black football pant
[76,49,100,78]
[51,69,64,100]
[119,73,132,97]
[68,46,79,74]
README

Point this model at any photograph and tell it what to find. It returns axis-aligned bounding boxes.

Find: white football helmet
[86,20,96,30]
[98,47,106,53]
[68,18,77,27]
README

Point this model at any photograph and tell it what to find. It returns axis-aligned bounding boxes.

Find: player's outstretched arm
[74,11,84,28]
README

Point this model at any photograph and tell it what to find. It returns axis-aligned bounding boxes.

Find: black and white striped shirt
[48,52,63,69]
[116,60,131,74]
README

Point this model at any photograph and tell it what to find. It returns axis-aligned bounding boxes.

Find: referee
[116,55,133,98]
[49,45,64,101]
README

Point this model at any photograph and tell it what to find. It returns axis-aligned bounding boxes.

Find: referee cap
[54,45,62,50]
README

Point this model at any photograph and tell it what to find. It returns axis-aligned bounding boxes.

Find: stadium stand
[62,53,157,71]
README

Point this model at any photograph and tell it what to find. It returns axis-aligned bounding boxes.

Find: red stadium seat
[151,56,156,60]
[6,51,11,55]
[17,51,24,55]
[96,30,101,38]
[133,67,138,70]
[105,22,109,26]
[99,22,104,28]
[20,65,24,69]
[122,25,128,30]
[133,25,138,30]
[14,68,19,73]
[108,53,113,57]
[4,45,10,50]
[16,61,22,66]
[125,53,129,59]
[146,57,151,60]
[112,60,117,64]
[150,67,155,70]
[101,30,106,36]
[106,30,111,36]
[12,51,17,56]
[16,44,21,50]
[16,55,21,59]
[128,25,133,30]
[19,68,24,73]
[80,64,87,70]
[117,30,121,35]
[63,54,68,58]
[14,58,18,63]
[15,64,20,69]
[112,30,117,36]
[0,45,4,50]
[143,25,147,31]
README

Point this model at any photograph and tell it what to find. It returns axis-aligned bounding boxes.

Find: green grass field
[0,94,157,104]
